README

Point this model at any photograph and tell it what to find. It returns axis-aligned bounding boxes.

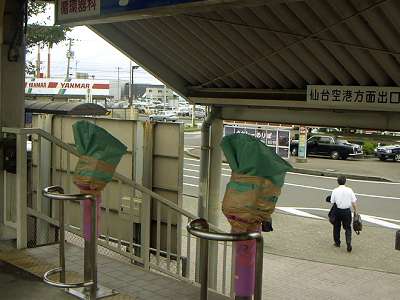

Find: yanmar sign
[25,78,110,97]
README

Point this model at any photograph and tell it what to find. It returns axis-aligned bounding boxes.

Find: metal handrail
[43,267,93,289]
[43,186,94,202]
[42,186,97,298]
[187,219,264,300]
[2,127,222,231]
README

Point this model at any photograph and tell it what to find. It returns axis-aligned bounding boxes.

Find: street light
[129,65,139,107]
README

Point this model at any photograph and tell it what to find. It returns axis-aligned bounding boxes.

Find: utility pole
[117,66,120,101]
[47,45,52,78]
[36,45,41,78]
[65,38,73,80]
[191,104,196,127]
[129,64,139,107]
[163,85,167,111]
[129,61,132,105]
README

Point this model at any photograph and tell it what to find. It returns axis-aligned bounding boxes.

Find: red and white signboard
[25,78,110,96]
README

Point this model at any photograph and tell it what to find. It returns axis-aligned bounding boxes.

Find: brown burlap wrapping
[222,172,281,232]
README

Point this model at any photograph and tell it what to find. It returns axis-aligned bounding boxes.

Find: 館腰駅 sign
[56,0,208,24]
[25,78,110,97]
[307,85,400,112]
[224,124,291,159]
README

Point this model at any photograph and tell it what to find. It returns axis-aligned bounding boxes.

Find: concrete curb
[290,167,392,182]
[184,150,393,183]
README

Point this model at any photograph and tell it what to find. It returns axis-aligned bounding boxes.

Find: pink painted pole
[82,195,101,241]
[235,239,256,297]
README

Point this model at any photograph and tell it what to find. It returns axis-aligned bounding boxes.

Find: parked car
[177,106,190,116]
[375,144,400,162]
[149,112,178,122]
[189,107,206,119]
[290,135,363,160]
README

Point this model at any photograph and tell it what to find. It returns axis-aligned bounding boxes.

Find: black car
[375,144,400,162]
[290,135,363,160]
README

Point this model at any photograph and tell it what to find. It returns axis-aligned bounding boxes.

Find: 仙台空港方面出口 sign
[56,0,206,24]
[307,85,400,112]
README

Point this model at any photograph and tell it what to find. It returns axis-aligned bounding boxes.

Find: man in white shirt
[330,175,357,252]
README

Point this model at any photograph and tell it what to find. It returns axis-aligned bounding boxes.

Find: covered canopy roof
[54,0,400,129]
[25,100,108,115]
[88,0,400,106]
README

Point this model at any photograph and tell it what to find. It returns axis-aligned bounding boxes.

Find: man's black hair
[337,175,346,185]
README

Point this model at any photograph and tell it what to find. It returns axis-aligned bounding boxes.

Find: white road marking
[185,157,399,185]
[185,157,230,167]
[276,207,324,220]
[285,183,400,200]
[183,171,399,200]
[184,183,198,187]
[286,171,400,185]
[184,168,200,173]
[360,215,400,230]
[184,163,202,168]
[277,207,400,229]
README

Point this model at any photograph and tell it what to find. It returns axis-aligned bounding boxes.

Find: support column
[196,107,221,284]
[207,117,222,290]
[0,0,25,241]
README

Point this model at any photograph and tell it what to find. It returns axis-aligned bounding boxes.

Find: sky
[27,4,162,85]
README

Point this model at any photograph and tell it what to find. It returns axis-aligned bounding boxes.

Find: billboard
[224,124,291,159]
[56,0,206,24]
[25,78,110,97]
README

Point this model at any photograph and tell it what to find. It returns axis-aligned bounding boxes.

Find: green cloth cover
[220,133,293,186]
[73,120,127,166]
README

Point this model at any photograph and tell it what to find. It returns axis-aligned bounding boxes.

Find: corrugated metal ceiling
[92,0,400,102]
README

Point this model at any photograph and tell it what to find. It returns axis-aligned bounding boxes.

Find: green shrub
[363,140,378,155]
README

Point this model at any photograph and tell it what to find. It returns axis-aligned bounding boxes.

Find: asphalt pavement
[183,131,400,278]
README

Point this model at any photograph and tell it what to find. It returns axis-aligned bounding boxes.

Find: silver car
[149,112,178,122]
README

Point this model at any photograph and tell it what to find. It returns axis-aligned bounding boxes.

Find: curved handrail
[187,219,262,242]
[187,219,264,300]
[43,186,95,202]
[43,267,93,289]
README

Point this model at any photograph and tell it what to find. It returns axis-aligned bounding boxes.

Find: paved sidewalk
[185,147,400,182]
[0,260,75,300]
[1,211,399,300]
[0,241,227,300]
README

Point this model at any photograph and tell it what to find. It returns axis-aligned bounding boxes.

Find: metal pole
[59,199,66,283]
[90,197,97,299]
[188,219,264,300]
[200,237,209,300]
[254,237,264,300]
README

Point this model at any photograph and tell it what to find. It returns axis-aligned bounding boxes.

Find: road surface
[182,156,400,230]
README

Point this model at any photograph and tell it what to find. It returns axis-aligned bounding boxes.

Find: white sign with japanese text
[223,124,291,159]
[307,85,400,112]
[57,0,101,22]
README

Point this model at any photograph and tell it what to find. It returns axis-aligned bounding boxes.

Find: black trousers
[333,208,352,246]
